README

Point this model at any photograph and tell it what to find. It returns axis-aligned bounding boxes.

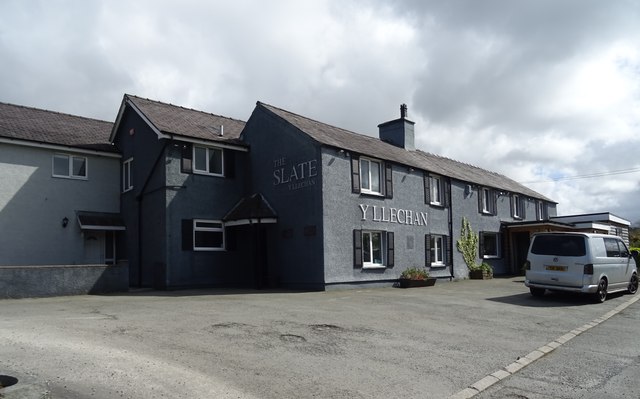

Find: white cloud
[0,0,639,224]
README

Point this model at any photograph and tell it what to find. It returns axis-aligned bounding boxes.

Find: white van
[524,232,638,302]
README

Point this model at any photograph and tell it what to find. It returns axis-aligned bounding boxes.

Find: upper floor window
[350,155,393,198]
[478,187,497,215]
[194,146,223,176]
[511,194,525,219]
[536,200,548,221]
[430,175,442,205]
[53,154,87,179]
[122,158,133,192]
[360,158,382,195]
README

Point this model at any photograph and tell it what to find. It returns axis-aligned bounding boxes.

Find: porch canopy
[76,211,126,231]
[223,193,278,227]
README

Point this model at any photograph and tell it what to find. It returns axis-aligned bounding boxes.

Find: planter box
[469,269,493,280]
[399,277,437,288]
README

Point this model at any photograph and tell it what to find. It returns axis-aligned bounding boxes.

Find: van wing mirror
[631,250,639,258]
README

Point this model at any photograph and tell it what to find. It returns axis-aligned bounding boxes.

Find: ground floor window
[362,231,383,266]
[480,232,501,258]
[425,234,449,267]
[193,220,224,250]
[182,219,224,251]
[353,230,394,268]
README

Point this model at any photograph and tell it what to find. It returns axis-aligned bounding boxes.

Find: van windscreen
[531,235,586,256]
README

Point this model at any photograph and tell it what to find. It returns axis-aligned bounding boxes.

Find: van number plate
[546,265,567,271]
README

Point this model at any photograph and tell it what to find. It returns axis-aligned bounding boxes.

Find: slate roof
[257,102,554,202]
[0,102,115,152]
[120,95,246,146]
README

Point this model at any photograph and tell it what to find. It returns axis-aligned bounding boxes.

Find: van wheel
[530,287,545,297]
[628,274,638,295]
[594,278,607,303]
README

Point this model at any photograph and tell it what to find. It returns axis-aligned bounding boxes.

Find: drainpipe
[448,182,454,281]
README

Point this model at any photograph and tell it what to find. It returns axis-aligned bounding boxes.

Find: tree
[630,227,640,249]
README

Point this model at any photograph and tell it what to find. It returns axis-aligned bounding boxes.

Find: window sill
[362,264,386,269]
[359,191,385,197]
[52,175,88,181]
[193,170,224,178]
[193,248,226,252]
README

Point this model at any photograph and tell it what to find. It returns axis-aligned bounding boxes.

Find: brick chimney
[378,103,415,151]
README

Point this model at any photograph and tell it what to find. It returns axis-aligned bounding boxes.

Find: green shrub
[400,267,429,280]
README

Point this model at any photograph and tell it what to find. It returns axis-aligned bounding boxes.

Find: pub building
[111,95,559,291]
[5,96,629,297]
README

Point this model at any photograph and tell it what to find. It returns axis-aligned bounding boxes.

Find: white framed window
[52,154,87,179]
[478,187,497,215]
[360,158,383,195]
[194,146,224,176]
[362,230,384,267]
[193,219,224,251]
[122,158,133,192]
[430,175,442,205]
[482,188,491,213]
[430,235,444,265]
[536,200,547,221]
[480,232,501,258]
[512,194,521,219]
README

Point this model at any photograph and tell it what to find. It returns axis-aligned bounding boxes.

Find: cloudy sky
[1,0,639,225]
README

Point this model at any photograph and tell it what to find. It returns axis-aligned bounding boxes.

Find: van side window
[591,238,607,258]
[603,238,621,257]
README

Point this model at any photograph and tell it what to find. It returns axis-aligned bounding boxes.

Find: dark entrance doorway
[512,232,530,274]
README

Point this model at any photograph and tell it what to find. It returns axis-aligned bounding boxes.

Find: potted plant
[469,262,494,280]
[399,267,437,288]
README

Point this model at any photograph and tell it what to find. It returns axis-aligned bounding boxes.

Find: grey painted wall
[164,142,250,288]
[450,182,558,276]
[0,142,120,266]
[241,105,325,289]
[321,147,452,286]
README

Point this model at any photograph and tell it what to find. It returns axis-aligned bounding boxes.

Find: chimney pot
[400,103,408,119]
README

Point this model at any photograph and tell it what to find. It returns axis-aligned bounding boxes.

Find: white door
[84,232,104,264]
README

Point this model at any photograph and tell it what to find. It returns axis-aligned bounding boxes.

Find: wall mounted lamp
[62,217,69,228]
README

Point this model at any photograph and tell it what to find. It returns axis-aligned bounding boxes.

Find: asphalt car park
[1,277,638,399]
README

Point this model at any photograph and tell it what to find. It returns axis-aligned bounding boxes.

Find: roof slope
[0,102,115,152]
[123,95,246,145]
[258,102,553,202]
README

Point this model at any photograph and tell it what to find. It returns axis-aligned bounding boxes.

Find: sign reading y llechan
[359,204,428,226]
[273,157,318,191]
